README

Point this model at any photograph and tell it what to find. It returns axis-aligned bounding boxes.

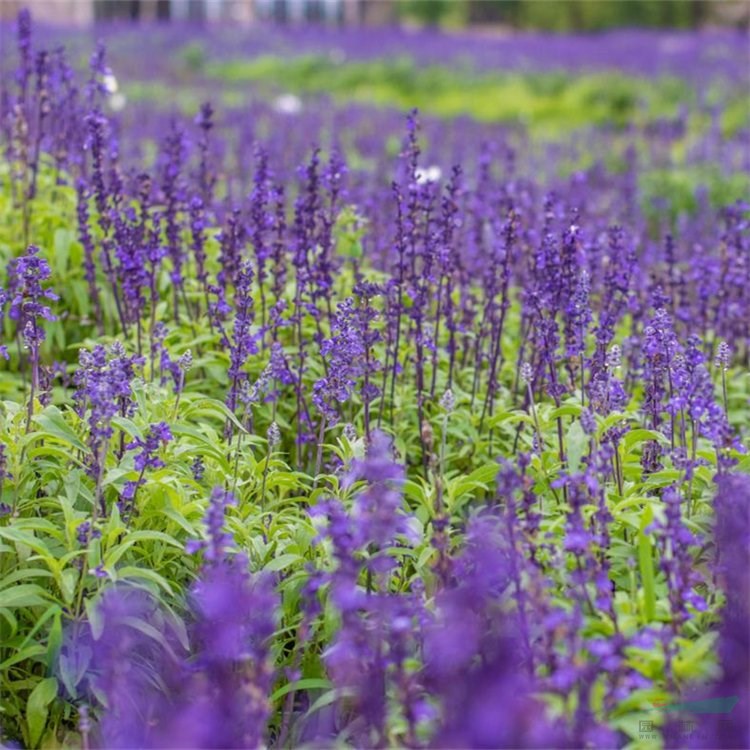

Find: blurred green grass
[204,54,699,134]
[112,40,749,140]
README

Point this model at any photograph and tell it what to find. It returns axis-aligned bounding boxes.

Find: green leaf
[623,429,669,455]
[271,677,332,702]
[0,583,51,609]
[304,688,351,720]
[264,553,303,572]
[60,569,78,605]
[638,505,656,624]
[111,416,143,441]
[403,479,428,505]
[550,403,583,420]
[46,609,63,669]
[103,530,184,567]
[449,463,499,505]
[0,643,46,671]
[674,632,719,680]
[0,568,53,590]
[32,405,87,452]
[182,397,250,433]
[85,596,105,640]
[566,420,587,475]
[116,566,175,595]
[53,227,73,274]
[27,677,58,748]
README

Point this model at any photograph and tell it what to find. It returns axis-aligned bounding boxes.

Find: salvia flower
[120,422,173,510]
[226,261,259,417]
[439,388,455,413]
[520,362,533,385]
[267,421,281,449]
[191,455,205,482]
[127,422,173,473]
[9,244,58,342]
[312,297,366,424]
[177,348,193,372]
[186,486,236,563]
[683,473,750,748]
[74,342,141,487]
[714,340,731,370]
[655,486,707,629]
[309,431,420,745]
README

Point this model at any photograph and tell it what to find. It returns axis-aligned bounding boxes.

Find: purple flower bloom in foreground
[308,432,419,744]
[78,485,279,748]
[684,473,750,749]
[426,513,572,749]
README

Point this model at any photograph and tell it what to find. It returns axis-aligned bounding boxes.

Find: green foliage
[641,166,750,225]
[458,0,710,32]
[204,54,699,131]
[179,41,207,74]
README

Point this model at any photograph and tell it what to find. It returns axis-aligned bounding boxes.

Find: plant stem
[231,429,243,497]
[172,370,185,420]
[312,417,326,488]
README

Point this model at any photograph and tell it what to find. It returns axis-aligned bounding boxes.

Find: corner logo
[651,696,739,715]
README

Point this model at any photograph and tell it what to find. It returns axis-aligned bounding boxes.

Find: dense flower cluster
[0,11,748,750]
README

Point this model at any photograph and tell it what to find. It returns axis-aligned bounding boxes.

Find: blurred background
[1,0,748,28]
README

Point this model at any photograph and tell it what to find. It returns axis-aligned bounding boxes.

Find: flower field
[0,9,749,749]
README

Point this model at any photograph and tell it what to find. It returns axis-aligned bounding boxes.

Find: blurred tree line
[400,0,744,30]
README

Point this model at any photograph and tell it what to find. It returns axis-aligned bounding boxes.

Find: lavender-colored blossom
[9,244,58,338]
[678,473,750,749]
[126,422,173,472]
[194,101,215,205]
[191,455,205,482]
[226,261,259,418]
[312,297,367,424]
[74,343,141,493]
[75,179,103,330]
[655,486,707,630]
[308,432,419,743]
[714,340,731,370]
[186,486,237,563]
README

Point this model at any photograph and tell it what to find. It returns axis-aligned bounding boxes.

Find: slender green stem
[526,382,544,454]
[311,418,326,489]
[231,430,243,497]
[172,371,185,420]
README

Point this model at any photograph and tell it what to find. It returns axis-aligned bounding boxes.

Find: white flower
[273,93,302,115]
[267,421,281,448]
[520,362,533,385]
[102,72,118,94]
[109,92,127,112]
[439,388,455,413]
[415,165,442,184]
